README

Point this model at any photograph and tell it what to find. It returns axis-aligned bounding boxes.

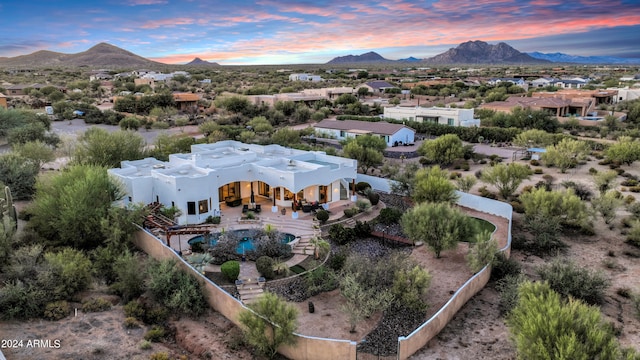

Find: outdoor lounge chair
[255,204,261,213]
[242,204,249,213]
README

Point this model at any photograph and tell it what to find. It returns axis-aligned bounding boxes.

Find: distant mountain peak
[426,40,549,64]
[326,51,390,64]
[527,51,640,64]
[186,57,220,66]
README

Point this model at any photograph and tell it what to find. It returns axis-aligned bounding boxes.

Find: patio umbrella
[250,181,255,204]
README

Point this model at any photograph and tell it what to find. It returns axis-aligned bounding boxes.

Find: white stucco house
[108,141,358,224]
[314,119,415,147]
[289,73,323,82]
[383,106,480,127]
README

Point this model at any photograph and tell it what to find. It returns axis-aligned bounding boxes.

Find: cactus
[0,186,17,232]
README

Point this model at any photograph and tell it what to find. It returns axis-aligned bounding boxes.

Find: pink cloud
[127,0,168,5]
[139,17,196,29]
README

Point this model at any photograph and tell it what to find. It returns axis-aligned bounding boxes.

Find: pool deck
[157,196,372,280]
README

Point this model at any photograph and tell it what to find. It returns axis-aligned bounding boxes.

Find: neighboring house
[529,77,556,88]
[289,73,323,82]
[247,87,355,106]
[134,78,155,88]
[173,93,200,111]
[89,73,112,81]
[314,119,415,147]
[0,93,7,109]
[4,83,64,96]
[108,141,358,224]
[613,87,640,103]
[488,77,526,87]
[358,81,397,94]
[383,106,480,127]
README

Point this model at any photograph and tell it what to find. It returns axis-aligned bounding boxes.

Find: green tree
[110,251,147,302]
[238,292,298,359]
[466,230,499,273]
[519,188,590,229]
[507,281,620,360]
[12,140,55,169]
[456,175,477,193]
[43,248,93,300]
[413,165,459,204]
[0,153,40,200]
[592,190,624,225]
[401,202,476,258]
[605,136,640,166]
[339,273,393,333]
[418,134,464,165]
[541,138,590,173]
[73,127,147,168]
[270,128,301,146]
[151,133,194,161]
[27,165,125,249]
[146,259,207,316]
[247,116,273,134]
[342,135,386,173]
[481,162,532,199]
[593,169,619,195]
[391,265,431,312]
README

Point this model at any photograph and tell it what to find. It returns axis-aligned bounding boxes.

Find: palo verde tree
[605,136,640,166]
[412,165,459,204]
[418,134,464,166]
[27,165,125,250]
[238,292,298,359]
[342,134,386,174]
[507,281,624,360]
[72,127,147,168]
[541,138,590,173]
[519,187,591,230]
[401,202,476,258]
[481,162,532,199]
[512,129,555,148]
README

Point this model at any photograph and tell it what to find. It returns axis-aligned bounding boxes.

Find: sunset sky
[1,0,639,65]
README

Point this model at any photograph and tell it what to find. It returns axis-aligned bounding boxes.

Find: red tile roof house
[314,119,415,147]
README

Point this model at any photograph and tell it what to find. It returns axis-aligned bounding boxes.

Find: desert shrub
[461,162,470,171]
[327,247,348,271]
[627,220,640,248]
[466,231,498,273]
[630,186,640,193]
[561,181,593,201]
[305,266,339,295]
[478,185,497,199]
[616,287,632,298]
[124,300,146,320]
[508,281,621,360]
[220,261,240,281]
[81,298,112,312]
[633,293,640,319]
[144,305,170,325]
[315,209,329,223]
[537,258,610,305]
[256,256,275,280]
[43,247,92,300]
[110,251,146,303]
[252,233,292,259]
[0,279,48,320]
[144,325,166,342]
[449,171,462,179]
[490,253,521,283]
[205,215,221,224]
[510,201,525,213]
[353,220,371,238]
[377,207,403,225]
[328,224,356,245]
[146,259,207,316]
[628,202,640,219]
[343,207,358,218]
[149,352,170,360]
[124,316,140,328]
[367,191,380,206]
[621,179,639,187]
[496,273,526,315]
[589,167,598,174]
[625,195,636,205]
[355,198,372,212]
[139,340,152,350]
[43,300,70,321]
[533,168,543,174]
[356,181,371,193]
[530,159,540,166]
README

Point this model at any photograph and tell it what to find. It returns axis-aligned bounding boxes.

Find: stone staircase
[236,277,266,304]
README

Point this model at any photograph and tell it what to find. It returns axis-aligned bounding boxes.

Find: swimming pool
[188,229,296,254]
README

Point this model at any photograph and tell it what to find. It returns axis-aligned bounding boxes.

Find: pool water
[188,229,296,254]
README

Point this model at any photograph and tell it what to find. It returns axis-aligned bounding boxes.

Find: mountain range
[0,40,637,68]
[526,51,639,64]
